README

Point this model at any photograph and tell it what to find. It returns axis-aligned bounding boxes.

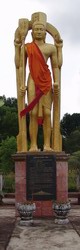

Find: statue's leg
[27,77,40,151]
[29,106,39,151]
[43,107,53,151]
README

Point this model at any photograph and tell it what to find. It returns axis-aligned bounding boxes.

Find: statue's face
[32,23,46,41]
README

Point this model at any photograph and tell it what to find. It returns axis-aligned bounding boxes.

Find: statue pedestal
[13,152,68,217]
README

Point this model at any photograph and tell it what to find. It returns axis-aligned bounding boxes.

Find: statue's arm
[50,46,59,85]
[14,27,28,95]
[14,28,22,69]
[14,18,29,69]
[19,47,28,95]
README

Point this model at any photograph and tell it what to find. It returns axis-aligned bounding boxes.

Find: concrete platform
[0,204,80,250]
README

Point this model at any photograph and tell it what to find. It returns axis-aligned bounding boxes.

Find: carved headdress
[31,12,47,29]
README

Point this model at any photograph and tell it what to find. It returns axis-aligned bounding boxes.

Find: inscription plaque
[26,154,56,200]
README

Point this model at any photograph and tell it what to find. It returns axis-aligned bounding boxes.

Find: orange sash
[20,42,52,117]
[25,42,52,94]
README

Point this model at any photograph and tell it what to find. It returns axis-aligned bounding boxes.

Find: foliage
[37,125,44,151]
[3,172,15,193]
[68,151,80,191]
[0,136,17,174]
[26,113,30,142]
[68,169,78,191]
[63,130,80,153]
[2,95,17,108]
[0,96,4,107]
[60,113,80,153]
[60,113,80,137]
[0,96,18,141]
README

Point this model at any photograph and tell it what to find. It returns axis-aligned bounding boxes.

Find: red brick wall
[14,152,68,217]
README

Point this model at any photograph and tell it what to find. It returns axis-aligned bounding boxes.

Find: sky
[0,0,80,119]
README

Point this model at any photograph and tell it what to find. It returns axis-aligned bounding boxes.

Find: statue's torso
[26,42,55,83]
[27,42,55,62]
[37,43,55,62]
[27,42,53,105]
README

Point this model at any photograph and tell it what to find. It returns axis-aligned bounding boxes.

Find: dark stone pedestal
[26,153,56,201]
[13,151,68,217]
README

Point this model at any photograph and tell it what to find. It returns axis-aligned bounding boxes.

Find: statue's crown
[31,12,47,28]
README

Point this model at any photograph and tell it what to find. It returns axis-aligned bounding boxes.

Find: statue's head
[31,12,47,42]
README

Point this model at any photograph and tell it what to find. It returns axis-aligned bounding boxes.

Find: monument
[13,12,68,217]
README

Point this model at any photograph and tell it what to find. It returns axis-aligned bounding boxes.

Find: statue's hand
[20,86,27,96]
[14,19,29,46]
[52,82,59,92]
[14,27,22,47]
[54,82,59,95]
[54,82,59,87]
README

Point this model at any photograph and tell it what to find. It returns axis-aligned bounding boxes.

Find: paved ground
[0,201,80,250]
[0,205,15,250]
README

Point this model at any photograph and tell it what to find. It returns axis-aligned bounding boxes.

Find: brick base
[13,151,68,217]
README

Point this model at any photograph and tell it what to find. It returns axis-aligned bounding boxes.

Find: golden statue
[14,12,63,152]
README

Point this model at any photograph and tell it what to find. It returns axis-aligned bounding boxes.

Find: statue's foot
[43,146,54,152]
[29,146,40,152]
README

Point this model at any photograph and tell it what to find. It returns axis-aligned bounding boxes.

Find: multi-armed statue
[14,12,63,152]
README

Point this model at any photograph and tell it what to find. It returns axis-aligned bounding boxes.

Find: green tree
[2,96,17,108]
[68,151,80,169]
[68,151,80,191]
[0,96,18,141]
[37,125,44,151]
[0,96,4,107]
[0,136,17,174]
[60,113,80,137]
[64,130,80,153]
[60,113,80,153]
